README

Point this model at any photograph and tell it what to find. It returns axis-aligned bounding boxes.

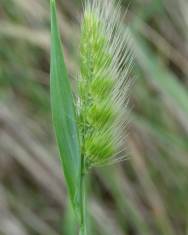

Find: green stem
[79,171,87,235]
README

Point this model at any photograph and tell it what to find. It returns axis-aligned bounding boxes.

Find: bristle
[78,0,133,168]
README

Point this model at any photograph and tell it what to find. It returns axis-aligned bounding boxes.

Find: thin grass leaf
[131,31,188,114]
[50,0,81,212]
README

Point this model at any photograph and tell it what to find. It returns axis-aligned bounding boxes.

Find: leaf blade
[50,0,81,210]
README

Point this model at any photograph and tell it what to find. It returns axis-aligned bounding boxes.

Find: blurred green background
[0,0,188,234]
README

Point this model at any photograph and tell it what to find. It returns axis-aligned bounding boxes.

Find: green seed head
[78,0,133,168]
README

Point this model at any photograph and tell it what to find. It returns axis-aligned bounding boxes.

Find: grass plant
[50,0,132,234]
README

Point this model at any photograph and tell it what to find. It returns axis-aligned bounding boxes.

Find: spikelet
[78,0,133,169]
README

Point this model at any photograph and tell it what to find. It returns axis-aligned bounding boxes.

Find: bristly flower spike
[78,0,133,170]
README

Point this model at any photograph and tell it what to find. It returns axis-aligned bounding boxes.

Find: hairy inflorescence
[78,0,133,169]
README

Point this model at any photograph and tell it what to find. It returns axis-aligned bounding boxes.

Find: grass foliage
[50,0,81,213]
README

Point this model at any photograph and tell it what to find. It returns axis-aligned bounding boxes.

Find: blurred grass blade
[50,0,81,211]
[131,30,188,114]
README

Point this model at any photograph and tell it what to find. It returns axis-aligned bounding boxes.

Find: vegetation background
[0,0,188,234]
